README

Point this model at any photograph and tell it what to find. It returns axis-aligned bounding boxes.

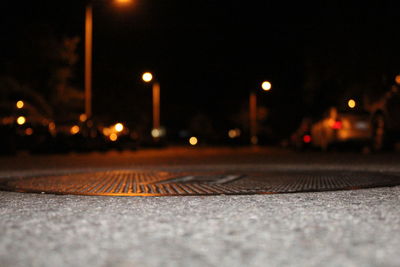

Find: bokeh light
[142,72,153,82]
[189,136,198,146]
[16,100,24,109]
[17,116,26,125]
[25,128,33,136]
[79,114,87,122]
[109,133,118,141]
[348,99,356,109]
[115,123,124,132]
[70,125,80,135]
[261,81,271,91]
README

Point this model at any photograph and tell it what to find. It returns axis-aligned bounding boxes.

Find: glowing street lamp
[142,72,153,82]
[348,99,356,109]
[114,123,124,132]
[142,72,161,139]
[249,80,271,145]
[17,116,26,125]
[84,0,133,119]
[261,81,272,91]
[189,136,198,146]
[16,100,24,109]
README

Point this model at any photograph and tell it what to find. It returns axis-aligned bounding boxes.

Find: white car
[311,107,371,150]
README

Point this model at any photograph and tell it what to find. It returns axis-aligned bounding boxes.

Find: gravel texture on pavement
[1,186,400,267]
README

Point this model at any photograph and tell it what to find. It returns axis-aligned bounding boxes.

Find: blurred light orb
[17,116,26,125]
[189,136,198,146]
[261,81,272,91]
[79,114,87,122]
[151,128,161,138]
[109,133,118,142]
[16,100,24,109]
[25,128,33,136]
[103,127,111,136]
[70,125,80,135]
[228,128,241,139]
[251,136,258,145]
[395,75,400,85]
[142,72,153,82]
[48,122,56,131]
[303,134,312,143]
[115,123,124,132]
[115,0,132,4]
[348,99,356,109]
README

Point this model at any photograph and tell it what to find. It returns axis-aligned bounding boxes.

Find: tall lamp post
[249,80,271,145]
[142,72,161,139]
[84,0,133,119]
[85,3,93,119]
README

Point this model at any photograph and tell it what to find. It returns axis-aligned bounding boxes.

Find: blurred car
[310,107,371,150]
[290,117,313,150]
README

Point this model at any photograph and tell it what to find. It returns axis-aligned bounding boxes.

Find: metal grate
[0,170,399,196]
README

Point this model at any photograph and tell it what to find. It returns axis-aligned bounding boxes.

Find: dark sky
[1,1,400,137]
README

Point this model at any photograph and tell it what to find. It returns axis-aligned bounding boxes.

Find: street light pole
[84,0,132,119]
[249,81,271,145]
[85,3,93,119]
[249,91,257,145]
[152,82,161,131]
[142,72,161,139]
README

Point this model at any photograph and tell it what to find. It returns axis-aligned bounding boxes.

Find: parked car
[310,107,371,150]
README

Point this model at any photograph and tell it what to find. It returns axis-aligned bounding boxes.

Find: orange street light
[142,72,153,83]
[84,0,133,119]
[261,81,272,91]
[16,100,24,109]
[249,80,272,145]
[189,136,198,146]
[142,72,161,139]
[348,99,356,109]
[17,116,26,125]
[115,123,124,132]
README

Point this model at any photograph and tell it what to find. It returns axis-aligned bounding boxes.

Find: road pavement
[1,147,400,267]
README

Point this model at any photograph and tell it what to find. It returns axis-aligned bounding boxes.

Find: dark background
[1,1,399,140]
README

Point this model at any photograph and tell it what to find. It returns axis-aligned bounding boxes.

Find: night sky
[1,1,399,139]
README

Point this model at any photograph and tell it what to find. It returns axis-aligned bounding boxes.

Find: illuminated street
[1,1,400,266]
[1,147,400,267]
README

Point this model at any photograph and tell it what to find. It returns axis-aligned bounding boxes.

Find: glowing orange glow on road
[16,101,24,109]
[17,116,26,125]
[80,114,88,122]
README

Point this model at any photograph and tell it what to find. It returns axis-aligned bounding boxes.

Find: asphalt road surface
[1,147,400,267]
